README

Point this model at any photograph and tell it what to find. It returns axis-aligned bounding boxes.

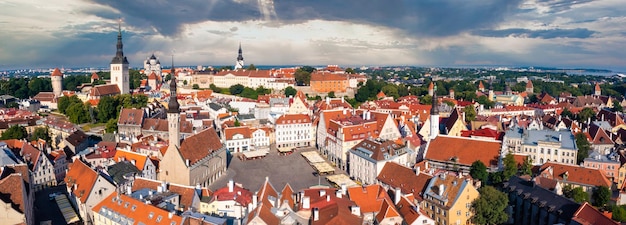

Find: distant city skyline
[1,0,625,71]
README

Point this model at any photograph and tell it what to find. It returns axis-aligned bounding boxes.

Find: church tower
[110,20,130,94]
[234,43,244,70]
[526,79,534,94]
[429,85,440,140]
[594,83,601,96]
[167,56,180,148]
[51,68,63,98]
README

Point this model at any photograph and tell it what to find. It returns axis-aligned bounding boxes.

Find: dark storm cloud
[473,28,596,39]
[85,0,524,37]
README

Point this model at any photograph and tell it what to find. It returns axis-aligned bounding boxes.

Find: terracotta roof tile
[212,184,253,206]
[539,162,611,187]
[90,84,121,97]
[276,114,311,124]
[179,128,223,165]
[0,174,26,213]
[51,68,63,77]
[118,108,145,126]
[223,126,252,140]
[425,136,501,167]
[113,150,149,171]
[64,159,99,203]
[20,143,41,170]
[572,202,619,225]
[280,184,294,208]
[377,162,432,200]
[347,184,390,214]
[93,192,184,224]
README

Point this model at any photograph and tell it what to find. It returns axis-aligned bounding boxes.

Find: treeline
[209,84,272,100]
[57,94,148,129]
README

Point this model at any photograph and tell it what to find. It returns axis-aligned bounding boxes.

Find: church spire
[430,84,439,115]
[111,18,129,64]
[168,55,180,113]
[237,43,244,61]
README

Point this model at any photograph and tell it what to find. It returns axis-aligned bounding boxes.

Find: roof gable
[178,128,223,165]
[65,159,99,203]
[425,136,501,167]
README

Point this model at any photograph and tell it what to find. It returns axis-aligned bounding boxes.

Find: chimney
[326,194,331,202]
[302,196,310,209]
[130,159,136,166]
[185,159,190,167]
[126,185,132,195]
[343,109,347,115]
[351,206,361,216]
[341,96,344,103]
[228,179,234,193]
[416,166,421,175]
[341,184,347,195]
[326,97,330,105]
[168,211,174,219]
[336,190,342,198]
[252,192,258,209]
[394,188,402,204]
[438,184,444,196]
[195,184,202,196]
[319,189,326,197]
[313,208,319,221]
[559,134,562,141]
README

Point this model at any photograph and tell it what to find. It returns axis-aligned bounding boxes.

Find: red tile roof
[571,202,619,225]
[0,174,26,213]
[223,126,252,140]
[377,162,432,200]
[212,184,253,206]
[64,159,99,203]
[348,184,400,222]
[33,92,57,103]
[118,108,145,126]
[425,136,501,167]
[179,128,223,165]
[51,68,63,77]
[300,188,363,225]
[276,114,311,124]
[539,162,612,187]
[92,192,184,224]
[90,84,121,97]
[20,143,41,170]
[113,150,149,171]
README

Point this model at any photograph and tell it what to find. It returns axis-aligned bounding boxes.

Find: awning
[243,149,268,158]
[301,151,325,163]
[326,174,359,187]
[312,162,335,174]
[55,194,80,224]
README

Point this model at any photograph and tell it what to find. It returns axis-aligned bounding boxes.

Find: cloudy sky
[1,0,625,71]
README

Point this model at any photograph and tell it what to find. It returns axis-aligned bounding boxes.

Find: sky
[0,0,625,71]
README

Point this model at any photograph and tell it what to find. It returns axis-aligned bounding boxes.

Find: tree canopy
[593,185,611,207]
[575,132,591,164]
[229,84,245,95]
[30,127,51,143]
[0,125,27,140]
[472,186,509,225]
[470,160,488,184]
[284,86,297,97]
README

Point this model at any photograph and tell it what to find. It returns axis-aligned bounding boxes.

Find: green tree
[381,85,399,99]
[463,105,477,122]
[345,68,355,74]
[57,96,70,114]
[105,118,118,133]
[613,100,623,112]
[165,74,171,82]
[256,86,271,96]
[6,102,19,109]
[564,185,590,203]
[234,119,240,127]
[229,84,245,95]
[419,95,433,105]
[612,205,626,222]
[0,125,27,140]
[578,107,596,123]
[593,186,611,207]
[471,186,509,225]
[575,132,591,164]
[476,95,495,108]
[247,64,257,70]
[469,160,488,184]
[210,84,221,93]
[183,80,188,86]
[240,87,258,99]
[355,87,371,102]
[284,86,297,97]
[294,66,314,86]
[29,127,51,143]
[97,96,117,123]
[503,153,517,180]
[561,107,574,119]
[520,156,533,176]
[328,91,336,98]
[66,102,89,124]
[192,84,200,89]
